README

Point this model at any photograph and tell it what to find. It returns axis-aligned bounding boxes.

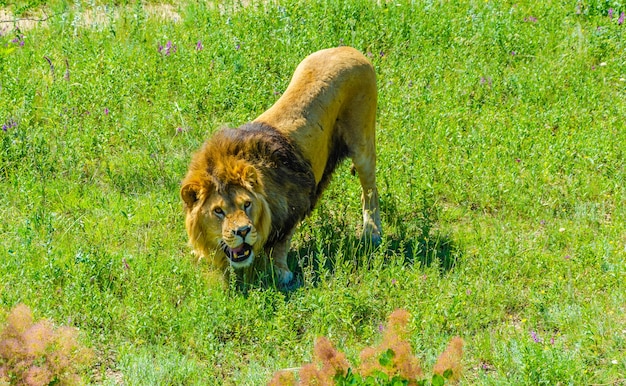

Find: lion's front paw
[362,225,382,248]
[275,266,294,286]
[361,232,382,249]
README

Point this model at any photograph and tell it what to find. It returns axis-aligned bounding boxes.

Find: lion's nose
[234,225,251,238]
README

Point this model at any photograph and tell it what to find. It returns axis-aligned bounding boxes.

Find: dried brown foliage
[296,336,349,386]
[358,309,422,383]
[268,370,296,386]
[0,304,93,386]
[433,336,464,383]
[269,309,464,385]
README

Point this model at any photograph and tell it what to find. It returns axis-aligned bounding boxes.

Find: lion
[180,46,382,286]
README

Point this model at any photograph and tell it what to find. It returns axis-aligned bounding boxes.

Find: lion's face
[208,188,261,268]
[181,180,268,268]
[180,152,271,269]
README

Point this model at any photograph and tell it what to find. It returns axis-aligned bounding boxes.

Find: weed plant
[0,304,93,385]
[269,309,463,385]
[0,0,625,384]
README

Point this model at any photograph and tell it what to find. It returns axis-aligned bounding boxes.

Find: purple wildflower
[619,12,625,25]
[564,255,571,260]
[159,41,177,56]
[530,331,542,343]
[378,324,384,332]
[11,34,25,46]
[379,50,385,58]
[235,43,240,50]
[524,16,537,23]
[511,51,517,56]
[196,40,204,51]
[391,279,397,285]
[2,119,17,132]
[104,108,109,115]
[166,41,175,55]
[608,8,614,19]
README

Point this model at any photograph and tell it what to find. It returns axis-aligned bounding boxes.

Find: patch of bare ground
[0,4,183,32]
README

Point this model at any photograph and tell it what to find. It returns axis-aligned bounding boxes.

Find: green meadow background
[1,0,625,384]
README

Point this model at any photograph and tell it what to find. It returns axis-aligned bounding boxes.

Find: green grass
[1,0,625,384]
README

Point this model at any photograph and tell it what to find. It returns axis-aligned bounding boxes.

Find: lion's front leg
[267,231,295,286]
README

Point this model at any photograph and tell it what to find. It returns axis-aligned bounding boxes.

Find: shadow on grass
[280,200,459,292]
[387,195,460,273]
[232,194,459,293]
[379,186,459,271]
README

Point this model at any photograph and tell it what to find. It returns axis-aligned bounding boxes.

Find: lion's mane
[183,122,325,260]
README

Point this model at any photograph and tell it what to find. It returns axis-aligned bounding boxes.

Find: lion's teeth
[244,250,250,256]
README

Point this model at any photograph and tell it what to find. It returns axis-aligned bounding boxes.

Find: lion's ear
[242,165,263,192]
[181,183,201,209]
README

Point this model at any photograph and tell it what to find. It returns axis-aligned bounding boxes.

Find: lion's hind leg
[354,165,383,246]
[338,68,382,246]
[349,143,382,247]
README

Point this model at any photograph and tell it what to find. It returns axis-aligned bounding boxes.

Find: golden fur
[181,46,382,285]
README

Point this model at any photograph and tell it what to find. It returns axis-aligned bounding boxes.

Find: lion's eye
[243,201,251,210]
[213,207,224,217]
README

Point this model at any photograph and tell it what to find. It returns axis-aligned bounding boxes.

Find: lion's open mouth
[223,243,254,263]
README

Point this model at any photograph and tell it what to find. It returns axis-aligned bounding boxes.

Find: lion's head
[181,124,317,280]
[181,148,272,271]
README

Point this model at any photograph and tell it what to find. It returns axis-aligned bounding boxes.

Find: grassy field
[1,0,625,384]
